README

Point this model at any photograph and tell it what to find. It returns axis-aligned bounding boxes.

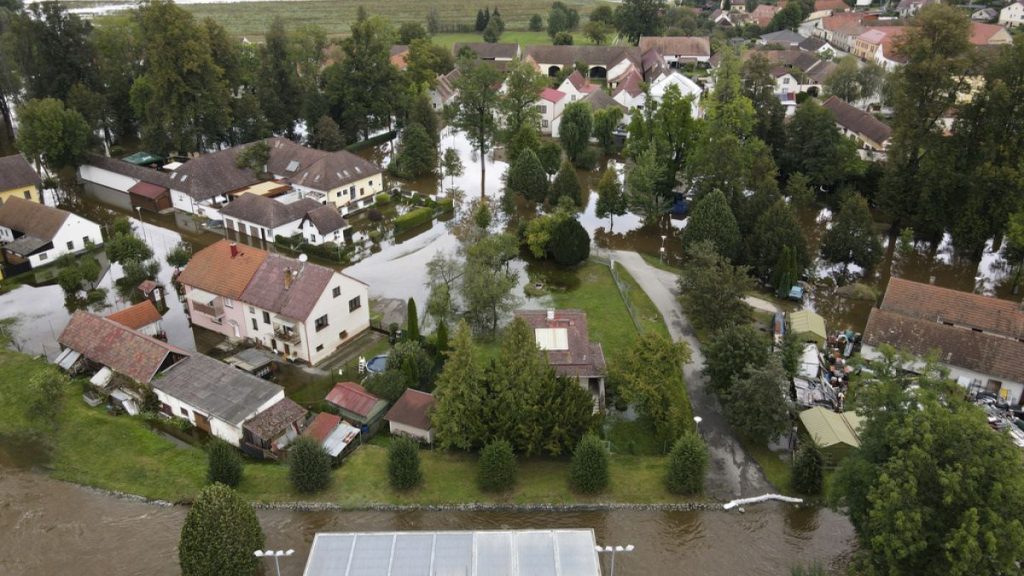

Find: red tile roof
[106,300,162,330]
[385,389,435,431]
[127,180,168,199]
[177,239,268,300]
[814,0,849,12]
[325,382,384,418]
[880,277,1024,339]
[59,311,189,384]
[637,36,711,58]
[303,412,342,443]
[540,87,566,103]
[970,22,1009,45]
[514,310,607,379]
[242,397,307,440]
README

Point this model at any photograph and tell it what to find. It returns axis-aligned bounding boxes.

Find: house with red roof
[178,239,370,365]
[106,300,164,339]
[514,309,607,412]
[325,381,389,430]
[537,87,567,135]
[969,22,1013,45]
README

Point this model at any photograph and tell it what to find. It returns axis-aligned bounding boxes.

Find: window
[332,286,341,298]
[316,344,324,352]
[537,104,547,113]
[542,120,549,128]
[180,407,190,418]
[248,306,255,314]
[252,318,258,330]
[38,252,48,261]
[349,296,362,312]
[82,236,90,247]
[66,240,74,250]
[223,297,234,308]
[23,190,31,199]
[315,314,329,331]
[262,311,271,324]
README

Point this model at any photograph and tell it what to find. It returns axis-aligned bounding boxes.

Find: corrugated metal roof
[302,530,601,576]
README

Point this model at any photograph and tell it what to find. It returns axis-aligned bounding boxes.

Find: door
[194,412,211,433]
[229,320,240,338]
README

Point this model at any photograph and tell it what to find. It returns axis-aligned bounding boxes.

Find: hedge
[394,207,434,233]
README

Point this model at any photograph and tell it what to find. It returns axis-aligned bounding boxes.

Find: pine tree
[569,434,609,494]
[550,218,590,266]
[559,101,592,166]
[792,442,823,495]
[595,168,627,230]
[179,484,264,576]
[406,298,420,341]
[207,440,243,487]
[682,189,741,261]
[288,436,332,493]
[666,432,708,495]
[506,148,548,203]
[435,320,449,351]
[821,192,882,272]
[750,199,809,283]
[432,322,487,450]
[475,9,487,31]
[393,122,437,179]
[549,160,581,207]
[506,123,541,164]
[477,439,517,492]
[388,436,423,490]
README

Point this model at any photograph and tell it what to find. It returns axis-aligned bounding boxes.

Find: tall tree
[334,12,403,141]
[703,323,770,395]
[448,58,503,197]
[405,38,455,88]
[309,115,345,151]
[392,122,437,178]
[90,14,143,143]
[6,2,95,102]
[432,322,487,450]
[749,199,809,283]
[742,53,786,158]
[783,99,861,188]
[506,123,541,164]
[549,159,581,207]
[615,332,692,450]
[256,18,301,136]
[461,233,519,335]
[592,107,623,153]
[723,356,790,444]
[825,56,864,103]
[821,192,883,271]
[678,241,754,333]
[595,167,627,229]
[506,148,548,203]
[559,101,593,166]
[499,58,547,140]
[878,5,973,234]
[16,98,89,174]
[626,147,669,226]
[131,0,232,154]
[831,353,1024,575]
[682,189,741,262]
[547,1,579,38]
[614,0,664,44]
[179,484,264,576]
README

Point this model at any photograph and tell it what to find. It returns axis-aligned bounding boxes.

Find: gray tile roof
[303,204,350,236]
[240,253,335,321]
[0,153,42,191]
[83,154,173,189]
[0,197,70,241]
[524,45,641,68]
[153,355,283,425]
[220,194,323,229]
[822,96,892,145]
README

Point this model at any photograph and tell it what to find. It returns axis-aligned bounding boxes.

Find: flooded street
[0,466,855,576]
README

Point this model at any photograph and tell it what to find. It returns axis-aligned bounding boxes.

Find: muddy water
[0,466,854,576]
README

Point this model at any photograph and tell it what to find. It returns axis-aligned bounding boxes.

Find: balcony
[273,325,301,344]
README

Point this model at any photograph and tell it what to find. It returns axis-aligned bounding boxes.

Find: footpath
[606,250,774,500]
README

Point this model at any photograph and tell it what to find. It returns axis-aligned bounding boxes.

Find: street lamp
[254,549,294,576]
[135,206,148,244]
[595,544,634,576]
[660,234,667,260]
[693,416,702,437]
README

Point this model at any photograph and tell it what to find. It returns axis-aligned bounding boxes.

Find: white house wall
[300,274,371,365]
[28,215,103,268]
[154,388,284,447]
[77,165,137,193]
[389,421,434,443]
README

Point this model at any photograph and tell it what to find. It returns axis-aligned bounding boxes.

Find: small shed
[325,381,388,430]
[128,181,172,213]
[789,309,827,346]
[385,389,435,444]
[241,397,308,458]
[799,406,864,465]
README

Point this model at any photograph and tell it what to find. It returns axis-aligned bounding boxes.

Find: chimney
[546,309,555,324]
[284,267,293,290]
[229,242,238,258]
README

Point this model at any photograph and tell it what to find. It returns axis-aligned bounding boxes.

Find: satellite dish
[298,254,308,263]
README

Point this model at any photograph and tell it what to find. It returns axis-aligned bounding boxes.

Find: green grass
[614,265,671,340]
[179,0,599,40]
[432,31,597,48]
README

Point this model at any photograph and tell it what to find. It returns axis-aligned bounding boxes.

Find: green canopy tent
[789,309,827,346]
[121,151,164,166]
[799,406,863,466]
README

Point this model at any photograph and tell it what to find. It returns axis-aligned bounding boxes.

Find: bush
[394,206,434,233]
[207,440,243,487]
[529,14,543,31]
[288,436,332,493]
[179,484,263,576]
[569,434,609,494]
[792,442,824,495]
[665,433,708,495]
[550,218,590,266]
[376,192,391,205]
[437,197,455,213]
[388,436,423,490]
[554,32,573,45]
[477,439,517,492]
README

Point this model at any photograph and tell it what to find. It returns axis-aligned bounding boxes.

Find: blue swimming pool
[366,354,388,374]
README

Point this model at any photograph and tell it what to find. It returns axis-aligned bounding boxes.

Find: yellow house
[0,154,43,205]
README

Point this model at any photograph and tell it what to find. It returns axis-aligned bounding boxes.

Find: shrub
[665,433,708,495]
[553,32,573,45]
[376,192,391,205]
[388,436,423,490]
[569,434,609,494]
[437,197,455,213]
[394,206,434,233]
[529,14,543,31]
[288,436,332,494]
[206,440,243,487]
[550,218,590,266]
[179,484,263,576]
[477,439,517,492]
[368,229,383,244]
[792,442,824,495]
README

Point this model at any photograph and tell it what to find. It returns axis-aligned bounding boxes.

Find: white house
[637,36,712,67]
[152,354,297,448]
[106,300,164,338]
[1000,0,1024,27]
[0,197,103,274]
[220,193,327,243]
[385,388,436,444]
[536,87,568,135]
[299,204,351,246]
[178,240,370,365]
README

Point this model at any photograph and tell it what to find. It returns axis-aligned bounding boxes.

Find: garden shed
[799,406,864,465]
[789,310,827,346]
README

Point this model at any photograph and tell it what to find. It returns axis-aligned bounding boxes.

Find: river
[0,465,855,576]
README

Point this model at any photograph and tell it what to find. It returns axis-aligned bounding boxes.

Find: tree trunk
[480,157,486,200]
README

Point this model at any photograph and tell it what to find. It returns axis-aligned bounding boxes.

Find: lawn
[432,31,597,49]
[180,0,601,40]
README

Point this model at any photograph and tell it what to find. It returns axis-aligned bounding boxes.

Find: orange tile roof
[177,239,268,299]
[969,22,1008,45]
[106,300,162,330]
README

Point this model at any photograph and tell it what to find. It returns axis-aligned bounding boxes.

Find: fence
[592,255,643,335]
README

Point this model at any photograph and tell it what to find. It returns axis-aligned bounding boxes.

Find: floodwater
[0,464,855,576]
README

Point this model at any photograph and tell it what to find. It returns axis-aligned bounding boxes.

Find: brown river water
[0,465,855,576]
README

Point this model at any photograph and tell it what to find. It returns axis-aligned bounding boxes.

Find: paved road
[608,250,773,500]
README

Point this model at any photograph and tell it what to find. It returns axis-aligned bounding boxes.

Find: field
[178,0,602,40]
